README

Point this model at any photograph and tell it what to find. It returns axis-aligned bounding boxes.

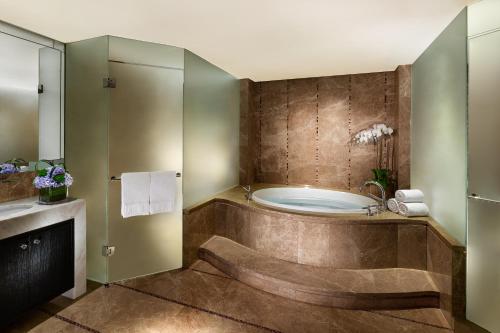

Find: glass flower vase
[39,186,67,204]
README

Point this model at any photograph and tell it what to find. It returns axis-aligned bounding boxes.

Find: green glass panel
[65,36,110,283]
[183,50,240,208]
[411,9,467,244]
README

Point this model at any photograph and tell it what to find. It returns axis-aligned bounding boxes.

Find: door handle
[19,244,28,250]
[33,239,41,245]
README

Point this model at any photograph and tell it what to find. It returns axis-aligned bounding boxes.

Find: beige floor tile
[24,264,484,333]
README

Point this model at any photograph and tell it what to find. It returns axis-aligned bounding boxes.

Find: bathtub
[251,187,378,214]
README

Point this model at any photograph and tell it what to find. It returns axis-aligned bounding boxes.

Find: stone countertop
[0,196,85,240]
[183,183,464,249]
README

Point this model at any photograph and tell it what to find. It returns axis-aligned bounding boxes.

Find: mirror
[0,30,64,169]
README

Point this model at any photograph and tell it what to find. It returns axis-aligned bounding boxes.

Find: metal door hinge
[38,84,44,94]
[102,245,116,257]
[103,78,116,88]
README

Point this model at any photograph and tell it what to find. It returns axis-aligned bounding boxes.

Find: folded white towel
[121,172,150,218]
[149,171,177,215]
[395,189,424,203]
[399,202,429,217]
[387,198,400,213]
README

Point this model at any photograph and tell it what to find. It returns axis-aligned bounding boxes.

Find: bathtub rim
[251,186,378,215]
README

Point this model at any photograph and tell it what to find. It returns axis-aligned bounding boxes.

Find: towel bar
[110,172,181,181]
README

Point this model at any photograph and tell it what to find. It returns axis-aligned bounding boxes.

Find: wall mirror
[0,23,64,171]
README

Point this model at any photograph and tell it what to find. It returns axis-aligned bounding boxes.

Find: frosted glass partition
[108,36,184,69]
[411,9,468,244]
[183,50,240,208]
[65,36,110,282]
[466,2,500,331]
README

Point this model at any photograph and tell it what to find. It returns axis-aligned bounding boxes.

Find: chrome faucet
[359,180,386,214]
[241,185,252,201]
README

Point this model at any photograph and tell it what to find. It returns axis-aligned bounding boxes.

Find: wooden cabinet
[0,219,74,326]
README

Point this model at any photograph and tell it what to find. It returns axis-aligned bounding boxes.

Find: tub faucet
[359,180,386,213]
[241,185,252,201]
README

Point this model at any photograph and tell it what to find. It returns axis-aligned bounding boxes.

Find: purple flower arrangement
[0,163,19,174]
[33,165,73,189]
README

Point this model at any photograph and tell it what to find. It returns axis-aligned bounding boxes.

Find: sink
[0,204,34,217]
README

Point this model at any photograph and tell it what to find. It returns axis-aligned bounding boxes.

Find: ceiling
[0,0,476,81]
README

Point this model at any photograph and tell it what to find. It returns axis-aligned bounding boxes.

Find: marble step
[198,235,440,310]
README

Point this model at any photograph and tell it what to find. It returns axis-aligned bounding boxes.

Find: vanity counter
[0,196,86,299]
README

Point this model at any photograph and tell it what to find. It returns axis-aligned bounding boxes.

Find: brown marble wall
[240,66,411,190]
[183,203,215,267]
[239,79,258,186]
[396,65,412,189]
[0,171,37,203]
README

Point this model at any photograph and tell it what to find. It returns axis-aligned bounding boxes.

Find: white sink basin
[0,204,34,217]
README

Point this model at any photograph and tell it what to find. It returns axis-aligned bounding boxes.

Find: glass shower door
[467,30,500,332]
[107,61,183,282]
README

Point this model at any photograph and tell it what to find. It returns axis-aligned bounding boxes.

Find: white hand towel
[387,198,400,213]
[395,189,424,203]
[399,202,429,217]
[150,171,177,215]
[121,172,150,218]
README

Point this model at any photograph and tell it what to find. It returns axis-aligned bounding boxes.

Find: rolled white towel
[395,189,424,203]
[399,202,429,217]
[387,198,400,213]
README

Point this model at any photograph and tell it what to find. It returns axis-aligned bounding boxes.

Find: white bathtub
[251,187,378,214]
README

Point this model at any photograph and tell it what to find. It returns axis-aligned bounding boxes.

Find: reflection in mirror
[0,31,63,167]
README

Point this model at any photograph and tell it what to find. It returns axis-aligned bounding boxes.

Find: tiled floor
[4,261,490,333]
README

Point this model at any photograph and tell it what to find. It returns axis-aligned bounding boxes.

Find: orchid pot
[372,168,390,189]
[353,123,397,192]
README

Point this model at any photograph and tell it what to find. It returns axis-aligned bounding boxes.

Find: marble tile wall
[0,171,37,203]
[258,80,288,184]
[241,66,411,189]
[397,224,427,270]
[209,201,429,270]
[396,65,412,189]
[426,227,466,325]
[240,79,257,186]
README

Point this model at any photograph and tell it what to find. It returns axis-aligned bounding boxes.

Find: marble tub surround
[199,236,440,310]
[183,185,465,324]
[0,171,38,203]
[30,260,457,333]
[0,197,86,299]
[239,66,411,190]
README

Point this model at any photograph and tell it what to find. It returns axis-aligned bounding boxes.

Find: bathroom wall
[240,67,411,191]
[183,50,240,208]
[411,9,467,244]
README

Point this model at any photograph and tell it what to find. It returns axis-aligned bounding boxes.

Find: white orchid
[353,123,394,145]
